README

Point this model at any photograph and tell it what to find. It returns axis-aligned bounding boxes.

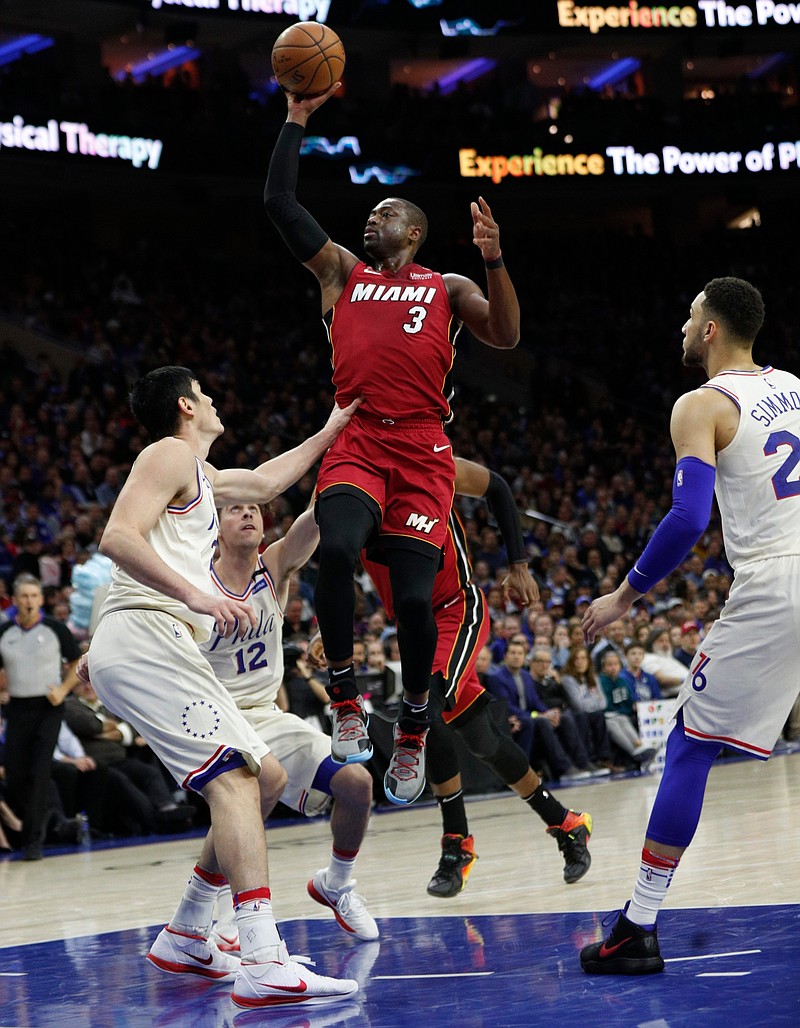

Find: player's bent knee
[258,753,288,816]
[201,762,260,809]
[457,711,503,763]
[329,763,372,809]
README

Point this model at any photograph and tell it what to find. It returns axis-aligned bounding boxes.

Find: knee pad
[458,713,528,785]
[426,719,461,785]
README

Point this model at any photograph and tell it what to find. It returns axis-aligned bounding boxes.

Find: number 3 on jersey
[765,430,800,499]
[403,305,428,335]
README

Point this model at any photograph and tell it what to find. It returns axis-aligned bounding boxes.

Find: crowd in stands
[2,158,800,852]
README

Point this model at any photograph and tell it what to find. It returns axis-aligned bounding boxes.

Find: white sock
[169,864,226,935]
[325,845,358,892]
[234,887,281,961]
[626,848,680,927]
[214,884,236,936]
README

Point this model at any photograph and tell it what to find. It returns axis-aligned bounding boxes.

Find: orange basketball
[271,22,345,97]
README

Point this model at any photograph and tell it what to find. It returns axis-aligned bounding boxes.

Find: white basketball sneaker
[146,925,240,981]
[231,940,358,1009]
[307,869,379,941]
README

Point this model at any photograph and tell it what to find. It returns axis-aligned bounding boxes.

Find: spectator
[489,614,522,665]
[623,642,662,702]
[486,641,592,783]
[550,623,571,669]
[63,679,194,836]
[641,626,689,697]
[673,620,702,669]
[529,648,610,777]
[561,646,623,772]
[590,619,628,672]
[598,651,657,771]
[67,551,113,642]
[282,640,331,733]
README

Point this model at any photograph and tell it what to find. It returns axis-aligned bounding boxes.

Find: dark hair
[396,199,428,249]
[561,645,599,689]
[702,277,765,346]
[129,366,198,440]
[646,626,670,651]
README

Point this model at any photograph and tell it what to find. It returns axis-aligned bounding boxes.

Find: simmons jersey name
[200,558,284,709]
[325,261,461,421]
[702,365,800,567]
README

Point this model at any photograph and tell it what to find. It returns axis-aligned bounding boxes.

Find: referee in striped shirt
[0,574,82,859]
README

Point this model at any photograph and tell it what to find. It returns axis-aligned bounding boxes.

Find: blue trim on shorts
[189,748,248,792]
[311,756,340,796]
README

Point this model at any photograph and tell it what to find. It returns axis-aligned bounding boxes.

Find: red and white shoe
[212,926,240,954]
[231,940,358,1009]
[146,925,240,980]
[307,869,379,941]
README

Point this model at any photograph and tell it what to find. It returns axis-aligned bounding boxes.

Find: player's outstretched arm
[264,83,358,308]
[454,457,537,605]
[445,197,520,349]
[263,507,320,605]
[210,398,361,507]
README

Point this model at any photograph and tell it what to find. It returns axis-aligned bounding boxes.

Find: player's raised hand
[501,563,539,607]
[582,589,631,644]
[285,81,341,119]
[322,396,363,441]
[306,632,327,670]
[470,196,501,262]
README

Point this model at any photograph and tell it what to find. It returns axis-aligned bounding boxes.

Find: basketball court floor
[2,750,799,1027]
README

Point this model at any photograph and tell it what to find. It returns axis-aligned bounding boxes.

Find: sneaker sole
[564,850,591,884]
[145,953,237,981]
[382,776,425,805]
[330,745,374,765]
[231,990,357,1009]
[581,954,665,975]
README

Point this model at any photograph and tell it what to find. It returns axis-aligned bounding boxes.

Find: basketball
[271,22,345,97]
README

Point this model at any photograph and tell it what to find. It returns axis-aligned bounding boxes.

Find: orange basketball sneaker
[546,810,593,884]
[426,834,478,898]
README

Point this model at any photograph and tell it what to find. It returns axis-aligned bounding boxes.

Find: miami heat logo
[181,699,222,739]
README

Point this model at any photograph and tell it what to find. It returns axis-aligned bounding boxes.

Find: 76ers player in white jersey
[201,502,378,946]
[87,366,361,1009]
[580,278,800,975]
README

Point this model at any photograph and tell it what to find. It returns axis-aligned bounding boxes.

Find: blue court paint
[1,907,798,1027]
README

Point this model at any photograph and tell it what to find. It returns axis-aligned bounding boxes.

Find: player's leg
[580,710,721,976]
[209,753,288,953]
[307,761,379,941]
[425,714,478,897]
[315,491,379,763]
[456,706,593,884]
[382,547,439,805]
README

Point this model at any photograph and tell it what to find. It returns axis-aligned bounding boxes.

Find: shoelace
[388,731,425,781]
[331,699,368,741]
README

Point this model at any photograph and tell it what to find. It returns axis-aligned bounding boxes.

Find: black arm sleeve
[263,121,330,263]
[485,471,527,565]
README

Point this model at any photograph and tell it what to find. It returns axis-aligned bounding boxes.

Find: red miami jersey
[324,261,462,421]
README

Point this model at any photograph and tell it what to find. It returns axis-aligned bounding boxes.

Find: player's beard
[681,334,705,368]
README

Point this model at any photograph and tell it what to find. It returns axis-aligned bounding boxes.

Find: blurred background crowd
[2,0,800,853]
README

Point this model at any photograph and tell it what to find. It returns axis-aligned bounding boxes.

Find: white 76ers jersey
[199,556,284,708]
[703,365,800,568]
[99,457,219,642]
